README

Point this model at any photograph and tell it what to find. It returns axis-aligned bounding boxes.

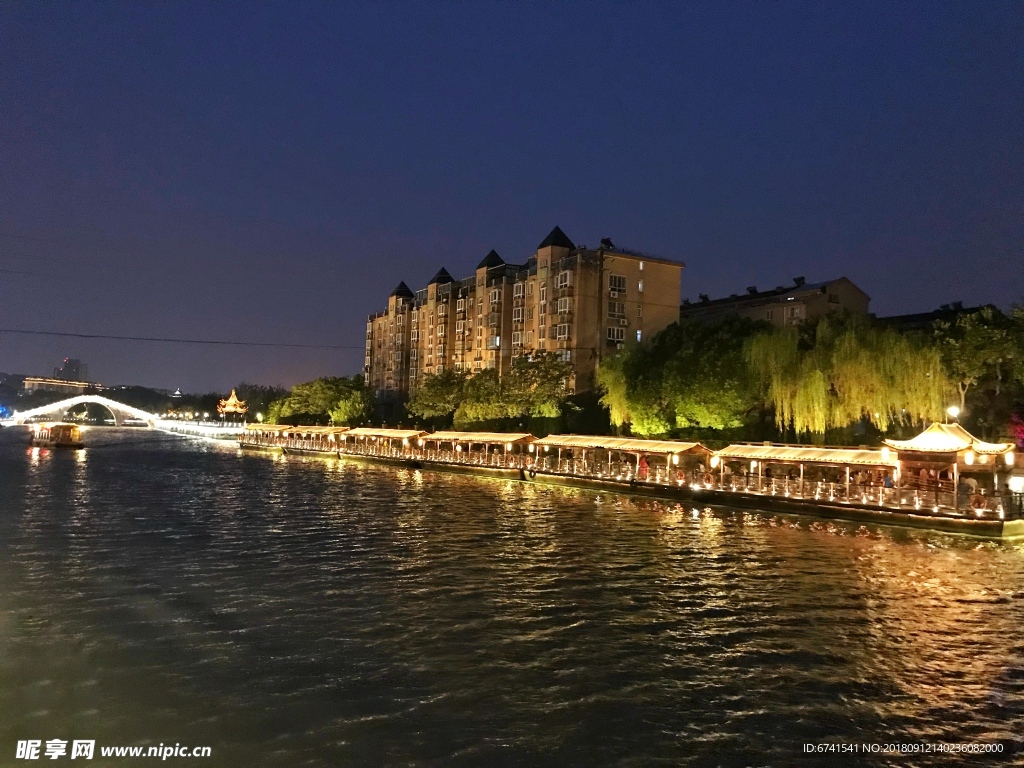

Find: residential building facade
[365,227,684,397]
[678,276,869,328]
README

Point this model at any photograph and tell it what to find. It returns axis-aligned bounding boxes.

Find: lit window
[638,279,644,293]
[636,330,642,342]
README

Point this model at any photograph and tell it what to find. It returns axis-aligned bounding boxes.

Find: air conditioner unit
[616,342,624,349]
[619,318,628,326]
[610,290,620,298]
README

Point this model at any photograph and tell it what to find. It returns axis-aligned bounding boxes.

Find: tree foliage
[597,316,763,436]
[406,368,468,419]
[266,376,374,425]
[933,306,1018,411]
[746,316,949,436]
[410,353,572,429]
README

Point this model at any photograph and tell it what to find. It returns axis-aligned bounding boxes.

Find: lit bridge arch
[10,395,160,427]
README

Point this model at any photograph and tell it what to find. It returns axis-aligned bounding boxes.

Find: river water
[1,430,1023,766]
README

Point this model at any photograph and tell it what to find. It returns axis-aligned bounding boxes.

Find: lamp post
[946,405,961,423]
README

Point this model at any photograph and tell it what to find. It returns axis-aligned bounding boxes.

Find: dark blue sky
[1,2,1021,391]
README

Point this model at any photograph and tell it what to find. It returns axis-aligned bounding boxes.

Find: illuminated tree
[407,368,468,420]
[746,317,949,437]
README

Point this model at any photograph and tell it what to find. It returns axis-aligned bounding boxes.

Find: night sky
[1,2,1021,392]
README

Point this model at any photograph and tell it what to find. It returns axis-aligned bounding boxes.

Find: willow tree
[746,317,949,437]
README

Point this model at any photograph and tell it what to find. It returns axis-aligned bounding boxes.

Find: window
[609,274,626,292]
[526,330,533,343]
[513,283,525,298]
[436,344,445,355]
[765,310,774,321]
[828,293,840,304]
[410,349,418,360]
[538,326,546,340]
[608,301,625,317]
[410,330,419,342]
[487,335,500,349]
[397,314,404,326]
[555,271,572,288]
[556,297,571,313]
[556,324,570,340]
[512,307,524,322]
[437,325,446,337]
[638,279,644,293]
[607,326,625,342]
[527,308,534,320]
[457,298,465,310]
[456,320,465,333]
[512,332,522,346]
[558,350,571,363]
[539,285,547,302]
[437,304,447,316]
[636,330,642,342]
[639,261,644,271]
[490,289,501,303]
[528,282,534,296]
[396,333,404,344]
[637,305,642,318]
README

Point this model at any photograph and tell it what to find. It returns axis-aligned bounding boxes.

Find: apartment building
[678,276,869,328]
[365,227,684,397]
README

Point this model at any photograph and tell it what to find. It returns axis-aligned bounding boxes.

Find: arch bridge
[9,395,160,427]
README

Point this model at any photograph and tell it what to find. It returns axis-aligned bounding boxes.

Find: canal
[1,432,1022,765]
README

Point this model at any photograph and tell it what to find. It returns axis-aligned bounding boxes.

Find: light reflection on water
[0,432,1023,766]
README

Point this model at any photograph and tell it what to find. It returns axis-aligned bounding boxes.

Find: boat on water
[30,422,85,449]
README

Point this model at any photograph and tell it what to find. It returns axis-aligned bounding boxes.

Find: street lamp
[946,405,960,422]
[256,412,263,423]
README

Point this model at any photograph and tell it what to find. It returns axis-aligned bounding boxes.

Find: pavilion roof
[343,428,428,440]
[426,431,536,444]
[714,443,897,467]
[532,434,709,455]
[882,422,1014,455]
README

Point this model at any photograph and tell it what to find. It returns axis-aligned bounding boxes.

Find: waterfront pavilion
[531,435,711,483]
[241,424,351,452]
[883,423,1016,514]
[341,428,429,458]
[421,431,536,466]
[712,443,898,504]
[241,424,291,448]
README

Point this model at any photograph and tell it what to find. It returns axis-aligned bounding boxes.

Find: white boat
[30,422,85,449]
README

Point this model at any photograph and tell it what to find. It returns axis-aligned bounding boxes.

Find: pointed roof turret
[538,226,575,250]
[389,281,414,298]
[428,268,454,285]
[476,249,505,270]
